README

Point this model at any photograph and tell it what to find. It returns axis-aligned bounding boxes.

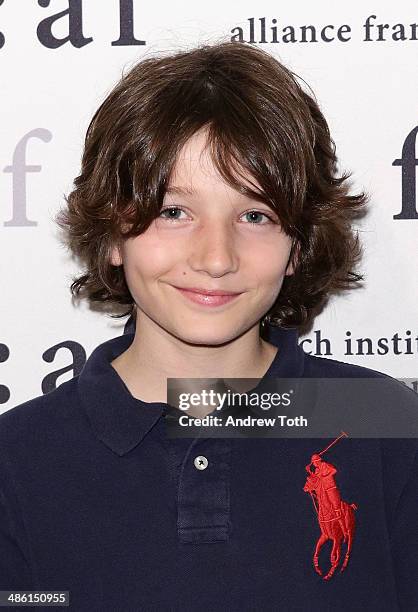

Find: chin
[171,323,245,346]
[179,332,232,345]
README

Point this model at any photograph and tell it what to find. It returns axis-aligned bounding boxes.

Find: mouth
[171,285,243,307]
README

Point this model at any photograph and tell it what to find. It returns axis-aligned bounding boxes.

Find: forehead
[168,127,262,195]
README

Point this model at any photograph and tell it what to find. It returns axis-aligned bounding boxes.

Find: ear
[110,243,123,267]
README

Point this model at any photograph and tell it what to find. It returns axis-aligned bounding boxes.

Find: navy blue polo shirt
[0,323,417,611]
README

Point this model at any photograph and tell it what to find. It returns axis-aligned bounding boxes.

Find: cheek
[123,235,179,281]
[243,236,292,286]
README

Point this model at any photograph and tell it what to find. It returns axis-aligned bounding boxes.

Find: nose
[188,219,238,277]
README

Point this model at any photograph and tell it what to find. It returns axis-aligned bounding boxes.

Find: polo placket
[164,435,233,544]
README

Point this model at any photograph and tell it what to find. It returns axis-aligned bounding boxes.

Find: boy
[0,41,417,611]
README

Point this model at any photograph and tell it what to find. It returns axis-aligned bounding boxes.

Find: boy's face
[110,127,295,345]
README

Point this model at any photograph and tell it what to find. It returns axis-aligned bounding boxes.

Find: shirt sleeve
[390,447,418,611]
[0,474,33,590]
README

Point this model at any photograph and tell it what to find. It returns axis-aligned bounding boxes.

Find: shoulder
[303,352,418,443]
[305,351,393,378]
[304,352,418,405]
[0,376,82,459]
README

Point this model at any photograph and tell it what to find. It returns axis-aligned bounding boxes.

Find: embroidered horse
[303,433,357,580]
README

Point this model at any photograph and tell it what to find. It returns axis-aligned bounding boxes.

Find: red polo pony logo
[303,431,358,580]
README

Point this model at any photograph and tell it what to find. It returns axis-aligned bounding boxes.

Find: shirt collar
[77,319,306,456]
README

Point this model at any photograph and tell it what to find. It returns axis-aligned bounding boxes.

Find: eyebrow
[165,185,195,195]
[165,184,272,208]
[165,185,264,200]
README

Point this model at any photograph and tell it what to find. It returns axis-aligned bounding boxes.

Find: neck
[111,312,278,404]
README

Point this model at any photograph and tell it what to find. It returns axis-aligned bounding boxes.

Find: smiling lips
[171,285,243,307]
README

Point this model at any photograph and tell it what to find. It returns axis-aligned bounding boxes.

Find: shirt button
[194,455,209,470]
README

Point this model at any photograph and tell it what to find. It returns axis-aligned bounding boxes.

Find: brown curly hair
[55,39,368,335]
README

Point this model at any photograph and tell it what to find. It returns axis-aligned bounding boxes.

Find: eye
[158,206,277,225]
[241,210,276,225]
[158,206,187,221]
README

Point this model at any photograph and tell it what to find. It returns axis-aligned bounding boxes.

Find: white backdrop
[1,0,417,412]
